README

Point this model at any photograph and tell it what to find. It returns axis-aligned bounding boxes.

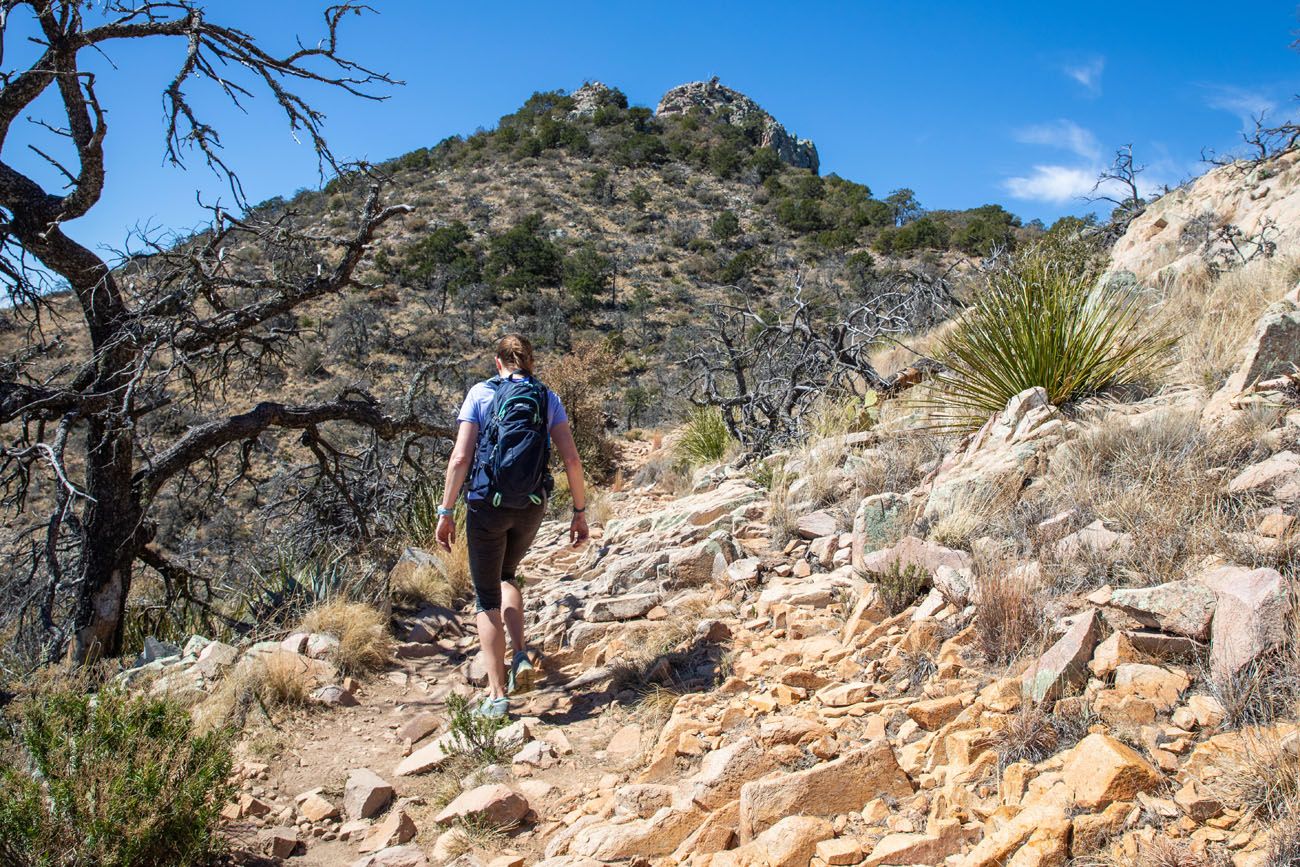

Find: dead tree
[0,2,451,663]
[1089,144,1147,231]
[682,270,956,455]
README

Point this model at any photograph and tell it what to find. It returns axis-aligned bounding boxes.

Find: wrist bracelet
[436,506,454,518]
[572,506,586,514]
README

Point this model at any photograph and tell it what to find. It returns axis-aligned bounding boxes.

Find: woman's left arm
[436,421,478,551]
[550,421,589,547]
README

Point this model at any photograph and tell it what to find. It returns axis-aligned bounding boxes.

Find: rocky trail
[128,284,1300,867]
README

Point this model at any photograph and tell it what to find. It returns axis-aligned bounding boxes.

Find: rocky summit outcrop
[655,78,819,172]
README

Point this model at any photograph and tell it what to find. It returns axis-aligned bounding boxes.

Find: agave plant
[926,233,1175,430]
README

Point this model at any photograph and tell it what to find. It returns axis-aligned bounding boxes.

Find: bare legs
[476,582,528,700]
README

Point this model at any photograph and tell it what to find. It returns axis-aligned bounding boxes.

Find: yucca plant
[676,406,734,465]
[926,233,1175,430]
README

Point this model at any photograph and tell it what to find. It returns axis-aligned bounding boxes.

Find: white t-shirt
[456,377,569,430]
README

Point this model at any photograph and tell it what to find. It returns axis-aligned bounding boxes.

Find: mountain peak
[655,78,819,172]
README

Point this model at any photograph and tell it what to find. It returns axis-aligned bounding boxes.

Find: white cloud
[1063,57,1105,94]
[1003,165,1097,203]
[1013,120,1101,161]
[1203,84,1278,129]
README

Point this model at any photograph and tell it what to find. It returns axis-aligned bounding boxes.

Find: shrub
[0,685,233,866]
[539,338,618,478]
[927,233,1175,430]
[445,693,511,767]
[627,184,651,211]
[676,406,733,466]
[299,600,392,676]
[874,562,929,614]
[711,210,741,241]
[564,245,613,309]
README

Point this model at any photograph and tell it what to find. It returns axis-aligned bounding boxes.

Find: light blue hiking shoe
[472,695,509,719]
[508,650,537,695]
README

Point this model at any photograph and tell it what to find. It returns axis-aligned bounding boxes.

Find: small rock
[312,684,359,707]
[358,810,417,854]
[1023,608,1100,703]
[344,768,394,821]
[796,510,838,539]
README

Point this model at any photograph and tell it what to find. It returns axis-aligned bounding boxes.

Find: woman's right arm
[436,421,478,551]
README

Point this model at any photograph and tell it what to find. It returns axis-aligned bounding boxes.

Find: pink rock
[358,810,417,854]
[349,844,430,867]
[433,784,529,826]
[1023,609,1101,703]
[345,768,394,820]
[1201,566,1291,681]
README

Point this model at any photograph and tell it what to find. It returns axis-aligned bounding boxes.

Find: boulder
[344,768,394,821]
[680,736,780,811]
[569,807,704,860]
[954,798,1070,867]
[796,510,839,539]
[864,818,964,867]
[920,387,1062,525]
[1201,565,1291,680]
[907,695,965,730]
[1227,451,1300,496]
[395,712,442,745]
[1205,290,1300,425]
[394,732,456,776]
[1108,579,1218,640]
[1061,733,1162,809]
[434,784,528,826]
[1023,609,1100,703]
[737,741,913,841]
[1089,631,1141,677]
[710,815,834,867]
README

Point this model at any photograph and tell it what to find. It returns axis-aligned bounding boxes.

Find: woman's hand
[569,511,589,548]
[435,513,456,551]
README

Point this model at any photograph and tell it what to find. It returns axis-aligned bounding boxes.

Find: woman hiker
[436,334,590,718]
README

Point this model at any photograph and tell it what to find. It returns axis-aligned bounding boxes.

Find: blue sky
[9,1,1300,253]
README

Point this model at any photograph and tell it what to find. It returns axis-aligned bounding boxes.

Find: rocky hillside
[112,195,1300,866]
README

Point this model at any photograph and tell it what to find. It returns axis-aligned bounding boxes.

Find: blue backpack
[468,375,554,508]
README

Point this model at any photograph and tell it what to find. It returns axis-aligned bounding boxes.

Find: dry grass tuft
[993,703,1059,767]
[1038,408,1273,590]
[1155,254,1300,390]
[852,431,947,499]
[1212,730,1300,822]
[252,651,312,706]
[299,600,392,675]
[972,563,1046,666]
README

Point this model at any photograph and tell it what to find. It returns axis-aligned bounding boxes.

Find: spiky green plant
[926,234,1174,430]
[676,406,734,465]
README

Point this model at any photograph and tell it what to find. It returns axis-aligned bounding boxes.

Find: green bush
[676,406,734,465]
[875,561,930,615]
[711,211,741,241]
[927,234,1174,430]
[0,685,233,867]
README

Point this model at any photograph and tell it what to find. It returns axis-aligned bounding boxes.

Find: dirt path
[222,439,687,866]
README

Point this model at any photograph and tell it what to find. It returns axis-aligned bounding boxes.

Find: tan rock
[955,797,1069,867]
[298,793,338,822]
[349,844,431,867]
[264,828,299,859]
[817,836,864,865]
[1089,631,1141,677]
[680,736,780,811]
[1070,801,1131,854]
[1185,694,1227,728]
[395,712,441,745]
[358,810,417,854]
[738,741,913,841]
[1061,733,1162,810]
[907,695,964,730]
[345,768,394,821]
[817,681,873,707]
[569,807,704,859]
[864,818,963,867]
[1112,663,1190,711]
[393,731,456,776]
[671,799,740,858]
[712,815,834,867]
[434,784,529,826]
